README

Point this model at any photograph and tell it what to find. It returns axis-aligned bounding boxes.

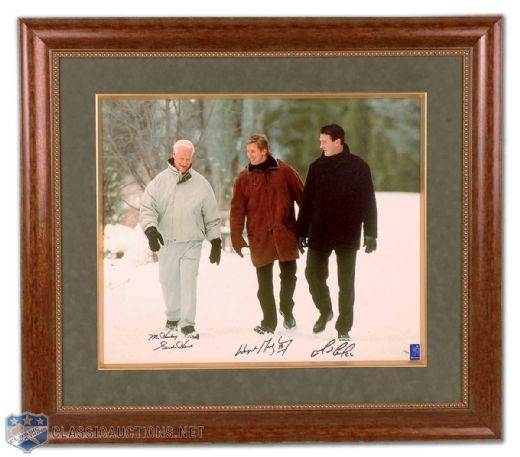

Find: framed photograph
[20,17,502,443]
[98,92,426,369]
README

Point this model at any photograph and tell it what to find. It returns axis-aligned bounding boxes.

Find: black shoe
[313,312,333,333]
[338,331,351,341]
[165,320,179,330]
[181,325,199,339]
[280,310,296,329]
[254,325,275,335]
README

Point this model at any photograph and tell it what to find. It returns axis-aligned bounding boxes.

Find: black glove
[233,238,247,258]
[363,236,377,254]
[298,237,308,254]
[144,226,164,252]
[209,238,222,265]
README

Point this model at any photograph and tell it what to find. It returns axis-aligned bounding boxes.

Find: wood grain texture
[468,15,503,438]
[20,19,57,418]
[19,17,502,443]
[20,17,498,49]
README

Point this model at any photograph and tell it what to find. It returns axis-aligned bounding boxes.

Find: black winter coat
[296,146,377,252]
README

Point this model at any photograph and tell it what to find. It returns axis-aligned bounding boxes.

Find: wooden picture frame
[20,17,502,443]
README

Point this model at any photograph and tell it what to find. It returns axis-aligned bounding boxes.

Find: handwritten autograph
[148,329,178,341]
[148,330,194,351]
[310,339,356,358]
[235,336,293,357]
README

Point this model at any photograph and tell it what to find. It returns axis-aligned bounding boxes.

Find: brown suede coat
[230,157,304,267]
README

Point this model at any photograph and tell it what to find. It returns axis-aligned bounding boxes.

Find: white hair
[173,139,195,155]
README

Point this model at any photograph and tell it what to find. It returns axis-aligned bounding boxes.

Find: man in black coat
[297,124,378,341]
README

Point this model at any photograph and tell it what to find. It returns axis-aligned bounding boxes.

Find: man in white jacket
[140,139,221,339]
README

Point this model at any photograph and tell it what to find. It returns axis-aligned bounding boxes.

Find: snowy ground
[102,193,422,368]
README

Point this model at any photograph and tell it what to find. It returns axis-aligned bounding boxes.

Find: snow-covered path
[102,193,422,368]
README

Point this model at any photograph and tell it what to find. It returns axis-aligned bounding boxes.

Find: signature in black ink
[153,339,194,351]
[310,339,356,358]
[148,329,178,341]
[235,336,293,357]
[148,329,194,351]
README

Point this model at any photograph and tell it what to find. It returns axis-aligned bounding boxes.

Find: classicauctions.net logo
[5,412,49,453]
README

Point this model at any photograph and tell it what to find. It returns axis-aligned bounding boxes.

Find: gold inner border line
[96,91,427,371]
[52,49,470,412]
[99,92,427,99]
[58,401,466,413]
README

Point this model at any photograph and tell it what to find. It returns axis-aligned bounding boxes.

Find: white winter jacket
[140,160,221,242]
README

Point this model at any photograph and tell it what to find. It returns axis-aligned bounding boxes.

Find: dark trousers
[305,247,357,333]
[255,260,297,329]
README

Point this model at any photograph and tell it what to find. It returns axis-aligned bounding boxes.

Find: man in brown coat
[230,134,304,334]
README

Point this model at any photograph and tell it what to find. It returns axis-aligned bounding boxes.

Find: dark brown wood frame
[19,17,502,443]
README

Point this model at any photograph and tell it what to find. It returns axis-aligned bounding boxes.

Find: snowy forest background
[101,96,421,235]
[100,96,424,363]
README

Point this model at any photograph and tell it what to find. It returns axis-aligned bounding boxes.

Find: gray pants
[157,240,203,329]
